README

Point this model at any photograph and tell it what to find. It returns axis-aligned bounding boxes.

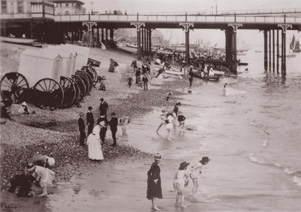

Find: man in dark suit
[78,112,86,146]
[99,98,109,117]
[109,112,118,147]
[86,106,94,136]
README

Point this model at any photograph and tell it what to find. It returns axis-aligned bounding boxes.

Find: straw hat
[26,163,35,172]
[179,161,190,170]
[154,153,161,161]
[200,156,210,163]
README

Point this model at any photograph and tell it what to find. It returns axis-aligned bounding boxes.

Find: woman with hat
[173,161,190,208]
[190,156,210,196]
[87,125,104,161]
[26,163,55,197]
[146,153,162,211]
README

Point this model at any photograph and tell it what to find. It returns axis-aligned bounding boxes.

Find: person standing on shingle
[109,112,118,147]
[86,106,94,136]
[99,98,108,117]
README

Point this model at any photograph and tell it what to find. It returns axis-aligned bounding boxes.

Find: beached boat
[165,69,184,76]
[0,36,36,45]
[192,72,221,81]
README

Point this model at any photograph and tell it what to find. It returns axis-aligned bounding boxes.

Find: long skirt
[87,134,104,160]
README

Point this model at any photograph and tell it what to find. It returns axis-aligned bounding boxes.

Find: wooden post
[268,30,271,70]
[264,30,268,70]
[276,29,279,73]
[272,29,275,71]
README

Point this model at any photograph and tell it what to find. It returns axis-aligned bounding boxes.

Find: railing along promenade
[1,8,301,25]
[53,13,301,24]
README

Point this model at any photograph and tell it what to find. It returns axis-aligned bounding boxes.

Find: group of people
[78,98,131,161]
[147,154,210,210]
[156,101,186,140]
[8,154,56,197]
[128,60,151,90]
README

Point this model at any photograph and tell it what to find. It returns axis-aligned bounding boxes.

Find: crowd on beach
[2,57,215,207]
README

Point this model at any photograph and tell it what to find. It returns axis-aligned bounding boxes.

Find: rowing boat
[0,37,36,45]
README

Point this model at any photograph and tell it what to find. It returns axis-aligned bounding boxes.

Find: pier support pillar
[101,28,104,42]
[97,26,99,47]
[148,28,153,56]
[228,22,242,74]
[141,27,144,56]
[225,28,232,67]
[278,22,292,76]
[131,21,145,60]
[264,30,268,70]
[268,30,271,70]
[179,22,194,64]
[272,30,275,71]
[110,28,114,41]
[276,29,279,73]
[105,28,108,41]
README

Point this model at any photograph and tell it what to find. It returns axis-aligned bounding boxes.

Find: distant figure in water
[223,83,228,96]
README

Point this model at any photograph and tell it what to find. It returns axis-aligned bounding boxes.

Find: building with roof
[49,0,85,15]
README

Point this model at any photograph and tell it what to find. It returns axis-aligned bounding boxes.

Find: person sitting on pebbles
[18,102,35,114]
[26,163,55,197]
[30,154,55,168]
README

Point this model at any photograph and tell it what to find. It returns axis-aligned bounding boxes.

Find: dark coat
[99,101,109,115]
[86,112,94,125]
[109,117,118,131]
[78,117,85,131]
[146,162,162,200]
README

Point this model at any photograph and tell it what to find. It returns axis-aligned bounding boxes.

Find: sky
[82,0,301,46]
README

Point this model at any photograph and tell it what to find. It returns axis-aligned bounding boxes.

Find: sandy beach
[1,42,301,212]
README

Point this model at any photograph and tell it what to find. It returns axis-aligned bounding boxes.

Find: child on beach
[156,109,167,133]
[128,76,133,88]
[173,162,190,208]
[26,163,55,197]
[119,116,131,136]
[190,157,210,196]
[165,112,174,140]
[177,114,186,132]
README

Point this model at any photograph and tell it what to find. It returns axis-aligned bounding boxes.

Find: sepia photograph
[0,0,301,211]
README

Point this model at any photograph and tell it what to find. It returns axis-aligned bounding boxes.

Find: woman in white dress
[87,125,104,161]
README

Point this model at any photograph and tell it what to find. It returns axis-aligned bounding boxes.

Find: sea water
[124,49,301,211]
[45,49,301,212]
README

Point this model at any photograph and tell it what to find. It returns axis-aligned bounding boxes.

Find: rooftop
[49,0,84,5]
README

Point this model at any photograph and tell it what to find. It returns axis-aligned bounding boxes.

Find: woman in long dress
[87,125,104,161]
[147,153,162,211]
